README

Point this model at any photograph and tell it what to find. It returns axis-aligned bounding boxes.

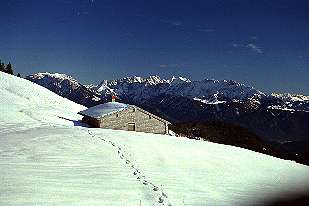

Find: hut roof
[78,102,128,118]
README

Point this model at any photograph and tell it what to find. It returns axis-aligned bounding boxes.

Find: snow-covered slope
[0,72,85,128]
[1,71,309,206]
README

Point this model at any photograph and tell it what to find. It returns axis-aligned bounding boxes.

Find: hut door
[128,123,135,131]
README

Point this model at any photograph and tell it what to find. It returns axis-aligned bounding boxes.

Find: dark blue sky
[1,0,309,94]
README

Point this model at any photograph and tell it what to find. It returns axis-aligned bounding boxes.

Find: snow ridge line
[87,130,172,206]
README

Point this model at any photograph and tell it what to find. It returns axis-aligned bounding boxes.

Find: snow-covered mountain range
[2,71,309,206]
[27,72,309,110]
[26,72,309,156]
[94,75,267,105]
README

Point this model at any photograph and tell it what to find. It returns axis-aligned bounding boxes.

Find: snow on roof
[79,102,128,118]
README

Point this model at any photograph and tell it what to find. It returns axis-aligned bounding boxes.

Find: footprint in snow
[153,187,159,191]
[134,169,140,174]
[158,196,164,203]
[143,180,148,185]
[125,160,130,164]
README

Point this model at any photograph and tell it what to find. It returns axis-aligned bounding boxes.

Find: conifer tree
[5,62,14,75]
[17,73,21,77]
[0,60,4,72]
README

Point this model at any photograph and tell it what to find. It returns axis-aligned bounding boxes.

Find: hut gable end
[133,107,169,134]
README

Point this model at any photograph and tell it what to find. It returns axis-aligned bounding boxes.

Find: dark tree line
[0,60,20,77]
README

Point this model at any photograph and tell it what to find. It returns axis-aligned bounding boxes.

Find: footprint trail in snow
[88,130,172,206]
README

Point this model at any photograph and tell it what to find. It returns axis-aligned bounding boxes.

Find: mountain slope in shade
[2,71,309,206]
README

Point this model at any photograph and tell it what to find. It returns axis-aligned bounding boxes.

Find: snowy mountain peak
[272,93,309,102]
[96,80,114,94]
[28,72,79,84]
[145,75,164,85]
[107,75,166,85]
[270,93,309,111]
[169,76,191,84]
[123,76,144,83]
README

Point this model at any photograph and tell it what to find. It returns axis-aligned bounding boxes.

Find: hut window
[132,108,135,112]
[149,115,151,119]
[116,114,119,118]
